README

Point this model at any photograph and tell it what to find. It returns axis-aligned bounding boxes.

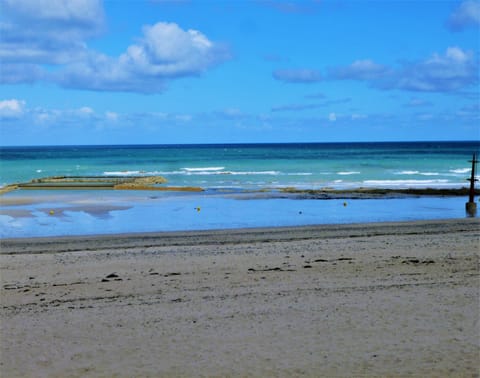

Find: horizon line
[1,139,480,148]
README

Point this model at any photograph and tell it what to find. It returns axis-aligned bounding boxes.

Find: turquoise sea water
[1,142,479,237]
[1,141,479,189]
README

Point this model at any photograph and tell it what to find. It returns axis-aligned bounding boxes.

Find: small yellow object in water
[196,207,201,212]
[49,210,55,215]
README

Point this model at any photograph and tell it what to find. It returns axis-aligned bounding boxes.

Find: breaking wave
[337,171,360,175]
[449,168,470,174]
[395,170,440,176]
[104,168,315,177]
[104,171,144,176]
[182,167,225,172]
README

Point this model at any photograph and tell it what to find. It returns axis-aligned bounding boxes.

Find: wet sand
[1,219,479,377]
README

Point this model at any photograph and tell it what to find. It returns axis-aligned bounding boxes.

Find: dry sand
[1,219,479,377]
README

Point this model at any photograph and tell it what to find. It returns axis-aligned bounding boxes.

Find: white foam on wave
[179,168,280,176]
[449,168,470,174]
[104,171,142,176]
[396,170,440,176]
[397,170,419,175]
[105,169,310,177]
[337,171,360,175]
[182,167,225,172]
[230,171,279,176]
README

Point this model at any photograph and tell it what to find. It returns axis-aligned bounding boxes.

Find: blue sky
[0,0,479,145]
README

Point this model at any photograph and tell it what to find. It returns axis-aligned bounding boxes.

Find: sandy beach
[1,218,479,377]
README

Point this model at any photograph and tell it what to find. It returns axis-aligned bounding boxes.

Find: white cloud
[396,47,478,92]
[328,47,478,93]
[0,0,104,66]
[78,106,94,115]
[447,0,480,31]
[1,2,229,93]
[0,99,26,118]
[31,106,96,124]
[119,22,226,77]
[35,111,53,123]
[0,101,200,131]
[444,46,470,63]
[105,111,119,121]
[58,22,230,93]
[329,59,390,81]
[2,0,104,27]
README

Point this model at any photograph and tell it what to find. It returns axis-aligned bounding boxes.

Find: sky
[0,0,479,145]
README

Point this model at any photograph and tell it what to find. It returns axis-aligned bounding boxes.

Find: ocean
[1,141,479,237]
[1,141,479,190]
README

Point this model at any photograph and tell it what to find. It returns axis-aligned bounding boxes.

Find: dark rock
[164,272,181,277]
[249,267,285,272]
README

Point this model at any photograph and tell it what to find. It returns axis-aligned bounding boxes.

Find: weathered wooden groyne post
[466,153,478,216]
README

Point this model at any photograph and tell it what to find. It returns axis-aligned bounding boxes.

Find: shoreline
[1,218,479,377]
[2,183,479,196]
[2,217,479,252]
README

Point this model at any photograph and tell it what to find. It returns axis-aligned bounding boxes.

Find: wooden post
[466,153,478,216]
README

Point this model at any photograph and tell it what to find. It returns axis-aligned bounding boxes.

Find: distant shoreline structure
[1,175,478,199]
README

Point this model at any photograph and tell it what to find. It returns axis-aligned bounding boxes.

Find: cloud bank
[273,47,478,93]
[447,0,480,31]
[0,0,104,66]
[307,47,478,93]
[393,47,479,92]
[0,1,230,93]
